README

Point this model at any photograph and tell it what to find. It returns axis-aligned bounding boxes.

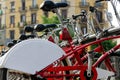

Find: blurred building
[0,0,43,45]
[2,0,119,80]
[53,0,108,35]
[0,0,108,45]
[0,0,108,50]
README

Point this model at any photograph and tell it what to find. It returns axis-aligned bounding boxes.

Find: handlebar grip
[72,10,86,20]
[72,14,81,20]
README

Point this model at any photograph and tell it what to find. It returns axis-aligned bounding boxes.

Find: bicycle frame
[37,1,120,79]
[0,0,120,80]
[36,32,120,80]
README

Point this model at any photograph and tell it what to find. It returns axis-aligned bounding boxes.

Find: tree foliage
[41,15,74,37]
[42,16,60,24]
[91,40,117,51]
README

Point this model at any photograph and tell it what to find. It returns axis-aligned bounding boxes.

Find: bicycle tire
[0,68,46,80]
[0,68,7,80]
[61,58,71,80]
[49,58,72,80]
[110,49,120,57]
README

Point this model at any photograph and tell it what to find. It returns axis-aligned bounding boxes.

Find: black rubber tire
[0,68,43,80]
[62,59,71,80]
[0,59,71,80]
[30,75,46,80]
[0,68,7,80]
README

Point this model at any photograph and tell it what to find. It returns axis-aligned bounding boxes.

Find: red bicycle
[35,0,120,80]
[0,0,120,80]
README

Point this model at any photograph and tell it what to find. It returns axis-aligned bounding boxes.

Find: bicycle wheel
[94,50,120,80]
[0,68,45,80]
[0,68,7,80]
[61,58,72,80]
[45,58,72,80]
[0,60,72,80]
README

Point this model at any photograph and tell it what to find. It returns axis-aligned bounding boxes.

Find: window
[10,16,15,24]
[61,9,67,19]
[32,0,36,7]
[81,0,88,6]
[31,13,36,24]
[95,2,102,7]
[0,4,2,15]
[0,18,1,29]
[0,4,1,9]
[9,30,15,40]
[61,0,67,2]
[20,29,24,34]
[21,0,26,10]
[20,14,26,22]
[81,0,86,3]
[10,1,15,12]
[96,11,102,23]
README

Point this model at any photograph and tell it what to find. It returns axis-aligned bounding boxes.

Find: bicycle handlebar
[72,10,87,20]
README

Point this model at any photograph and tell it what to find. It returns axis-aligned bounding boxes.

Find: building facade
[0,0,44,43]
[52,0,108,36]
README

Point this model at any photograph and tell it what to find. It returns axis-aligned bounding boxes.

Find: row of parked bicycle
[1,0,120,80]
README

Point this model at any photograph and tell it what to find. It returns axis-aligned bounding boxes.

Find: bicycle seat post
[53,8,64,28]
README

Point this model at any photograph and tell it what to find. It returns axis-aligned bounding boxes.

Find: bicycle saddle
[12,39,17,44]
[34,24,57,32]
[34,24,45,32]
[19,34,27,40]
[26,35,36,39]
[24,26,34,33]
[44,24,57,28]
[7,42,14,48]
[40,0,69,11]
